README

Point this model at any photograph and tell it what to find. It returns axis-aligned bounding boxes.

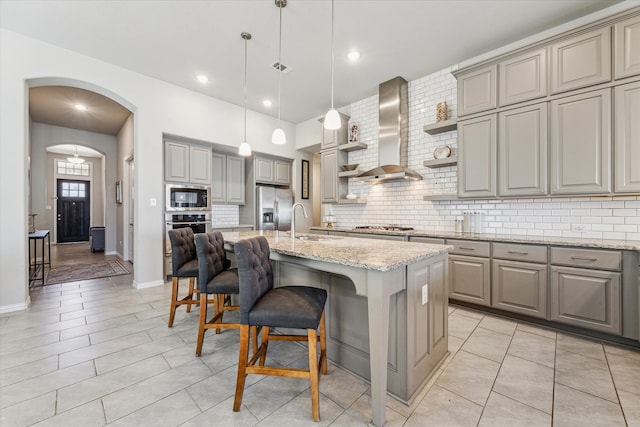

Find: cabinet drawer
[409,236,446,245]
[493,242,547,263]
[447,239,490,257]
[550,247,622,271]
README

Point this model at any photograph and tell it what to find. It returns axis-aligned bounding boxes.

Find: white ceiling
[0,0,628,134]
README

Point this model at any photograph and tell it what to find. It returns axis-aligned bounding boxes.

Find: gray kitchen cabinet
[550,88,611,195]
[319,113,350,151]
[550,26,611,94]
[614,81,640,193]
[254,156,291,186]
[457,114,497,198]
[457,64,497,116]
[498,103,548,196]
[614,14,640,80]
[447,240,491,306]
[409,236,446,245]
[492,242,548,319]
[212,153,245,204]
[164,141,211,185]
[321,149,347,203]
[499,47,547,106]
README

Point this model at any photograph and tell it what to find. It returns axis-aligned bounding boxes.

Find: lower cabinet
[492,259,547,319]
[551,266,621,335]
[449,255,491,306]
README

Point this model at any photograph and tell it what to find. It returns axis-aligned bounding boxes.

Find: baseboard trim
[0,296,31,314]
[133,279,164,289]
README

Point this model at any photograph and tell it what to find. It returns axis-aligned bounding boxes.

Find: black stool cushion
[169,228,197,278]
[203,268,239,295]
[175,258,199,278]
[248,286,327,329]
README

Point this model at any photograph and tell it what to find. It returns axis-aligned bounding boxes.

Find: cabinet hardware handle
[458,247,475,250]
[508,251,529,255]
[571,256,598,262]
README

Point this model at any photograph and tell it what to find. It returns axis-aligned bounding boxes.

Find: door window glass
[61,181,86,198]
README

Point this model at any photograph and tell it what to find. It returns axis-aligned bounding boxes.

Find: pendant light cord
[277,3,283,127]
[243,35,248,142]
[330,0,335,109]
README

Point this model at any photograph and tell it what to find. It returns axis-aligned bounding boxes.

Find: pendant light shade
[272,0,286,145]
[67,145,85,164]
[324,0,340,130]
[239,32,252,156]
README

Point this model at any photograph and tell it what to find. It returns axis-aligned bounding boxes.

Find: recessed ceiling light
[74,104,87,111]
[196,74,209,84]
[347,50,360,62]
[263,99,273,107]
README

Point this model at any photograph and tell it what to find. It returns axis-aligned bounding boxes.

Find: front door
[57,179,90,243]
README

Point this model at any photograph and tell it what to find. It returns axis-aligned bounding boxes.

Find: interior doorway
[56,179,90,243]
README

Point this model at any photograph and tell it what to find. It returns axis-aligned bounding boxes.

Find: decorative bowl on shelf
[341,163,359,171]
[346,193,357,199]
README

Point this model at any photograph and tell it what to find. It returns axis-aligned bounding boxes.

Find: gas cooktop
[353,225,414,231]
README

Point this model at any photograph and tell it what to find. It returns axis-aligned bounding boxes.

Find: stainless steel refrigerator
[256,186,293,231]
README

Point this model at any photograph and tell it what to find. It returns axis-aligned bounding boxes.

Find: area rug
[44,259,130,285]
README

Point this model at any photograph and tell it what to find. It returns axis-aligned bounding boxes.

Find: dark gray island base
[221,230,451,427]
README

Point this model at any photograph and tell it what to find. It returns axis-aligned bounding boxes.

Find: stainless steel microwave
[165,184,211,211]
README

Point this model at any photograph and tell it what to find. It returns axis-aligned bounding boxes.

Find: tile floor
[2,268,640,426]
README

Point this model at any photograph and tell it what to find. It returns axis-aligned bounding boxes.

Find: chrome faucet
[291,202,308,242]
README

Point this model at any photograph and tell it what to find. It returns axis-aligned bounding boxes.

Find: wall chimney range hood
[354,76,422,183]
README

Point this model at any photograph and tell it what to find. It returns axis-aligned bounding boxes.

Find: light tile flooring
[2,266,640,426]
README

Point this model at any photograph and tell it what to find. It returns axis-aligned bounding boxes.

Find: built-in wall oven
[165,184,211,211]
[164,212,212,279]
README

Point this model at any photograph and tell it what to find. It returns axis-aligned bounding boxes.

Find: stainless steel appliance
[165,184,211,211]
[256,186,293,231]
[164,212,212,279]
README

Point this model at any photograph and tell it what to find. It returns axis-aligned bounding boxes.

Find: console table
[28,230,51,287]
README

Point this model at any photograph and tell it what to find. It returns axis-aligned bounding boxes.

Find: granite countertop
[220,230,451,272]
[310,226,640,251]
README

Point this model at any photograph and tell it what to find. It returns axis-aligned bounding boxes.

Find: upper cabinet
[614,81,640,193]
[457,64,497,116]
[320,149,347,203]
[319,113,350,151]
[550,27,611,94]
[457,114,497,198]
[254,156,291,186]
[164,141,211,185]
[550,89,611,195]
[212,153,245,204]
[499,47,547,107]
[614,15,640,80]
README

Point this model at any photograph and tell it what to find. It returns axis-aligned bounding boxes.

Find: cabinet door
[457,64,497,116]
[615,81,640,193]
[274,160,291,185]
[164,142,189,183]
[499,47,547,106]
[255,157,274,184]
[321,150,339,203]
[189,145,212,185]
[550,27,611,94]
[614,15,640,80]
[211,153,226,203]
[550,89,611,195]
[226,155,245,204]
[448,254,491,306]
[492,259,547,319]
[458,115,497,198]
[551,266,621,335]
[498,103,548,196]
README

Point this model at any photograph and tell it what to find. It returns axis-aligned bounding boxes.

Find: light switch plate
[422,284,429,305]
[150,198,157,207]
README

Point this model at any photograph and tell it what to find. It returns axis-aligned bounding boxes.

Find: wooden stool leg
[168,277,179,327]
[186,278,195,313]
[214,294,222,334]
[319,311,328,375]
[308,328,320,422]
[195,293,208,356]
[259,326,270,366]
[233,325,251,412]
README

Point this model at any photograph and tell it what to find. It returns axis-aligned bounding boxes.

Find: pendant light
[238,32,252,157]
[324,0,341,130]
[271,0,286,145]
[67,145,85,164]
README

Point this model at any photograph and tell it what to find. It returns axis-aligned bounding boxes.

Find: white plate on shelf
[433,145,452,159]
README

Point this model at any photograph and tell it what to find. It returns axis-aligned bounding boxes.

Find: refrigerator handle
[274,199,279,230]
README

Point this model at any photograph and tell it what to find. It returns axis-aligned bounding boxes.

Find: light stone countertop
[310,226,640,251]
[220,230,451,272]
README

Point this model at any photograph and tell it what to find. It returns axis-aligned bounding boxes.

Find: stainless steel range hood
[355,76,422,183]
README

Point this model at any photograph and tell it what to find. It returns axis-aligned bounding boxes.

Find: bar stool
[232,236,327,421]
[193,231,241,356]
[167,228,201,327]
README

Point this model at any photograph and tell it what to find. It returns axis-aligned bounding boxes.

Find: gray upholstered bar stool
[193,231,241,357]
[232,236,327,421]
[167,228,202,327]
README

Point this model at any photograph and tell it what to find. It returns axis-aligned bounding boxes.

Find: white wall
[0,29,298,312]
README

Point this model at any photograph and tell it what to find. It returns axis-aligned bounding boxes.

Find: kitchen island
[221,230,451,427]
